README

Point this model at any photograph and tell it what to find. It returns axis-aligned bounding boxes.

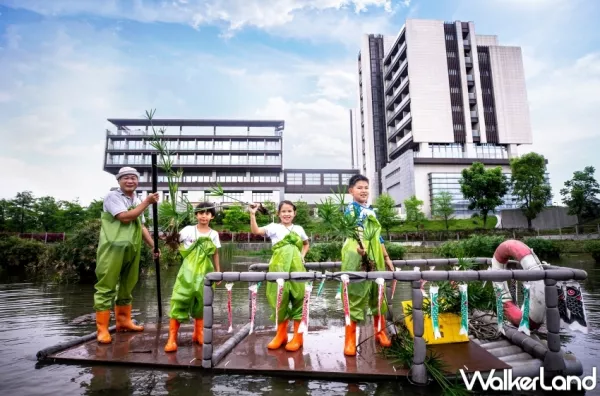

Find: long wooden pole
[151,153,163,317]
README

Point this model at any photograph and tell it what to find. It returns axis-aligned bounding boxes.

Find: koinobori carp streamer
[299,282,313,334]
[249,284,258,334]
[226,282,234,333]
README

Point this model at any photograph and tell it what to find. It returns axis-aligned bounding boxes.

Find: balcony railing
[106,157,282,166]
[468,93,476,100]
[465,56,472,64]
[107,143,281,151]
[470,110,478,118]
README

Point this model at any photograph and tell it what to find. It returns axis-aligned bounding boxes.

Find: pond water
[0,252,598,395]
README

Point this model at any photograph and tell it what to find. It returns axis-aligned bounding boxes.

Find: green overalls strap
[266,230,307,323]
[169,231,217,321]
[341,213,387,323]
[94,211,143,311]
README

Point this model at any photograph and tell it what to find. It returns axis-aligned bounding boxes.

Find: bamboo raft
[36,259,586,385]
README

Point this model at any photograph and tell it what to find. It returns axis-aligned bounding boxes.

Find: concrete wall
[405,19,454,144]
[488,46,533,145]
[498,207,578,230]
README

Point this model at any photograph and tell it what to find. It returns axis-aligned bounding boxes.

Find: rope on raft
[468,312,502,341]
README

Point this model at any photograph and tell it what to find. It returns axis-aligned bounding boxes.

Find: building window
[323,173,339,185]
[341,173,354,184]
[213,155,228,164]
[248,155,263,165]
[197,140,211,150]
[429,144,464,158]
[252,192,273,203]
[183,173,211,183]
[217,172,246,183]
[218,191,244,202]
[251,173,280,183]
[265,155,280,165]
[449,69,458,75]
[178,155,195,164]
[287,173,303,185]
[305,173,321,185]
[447,51,456,58]
[475,144,507,159]
[179,140,195,150]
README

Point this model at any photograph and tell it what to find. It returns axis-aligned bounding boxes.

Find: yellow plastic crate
[401,300,469,344]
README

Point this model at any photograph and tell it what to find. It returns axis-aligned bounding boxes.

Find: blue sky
[0,0,598,205]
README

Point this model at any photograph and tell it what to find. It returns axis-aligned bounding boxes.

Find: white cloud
[1,0,404,43]
[256,97,352,168]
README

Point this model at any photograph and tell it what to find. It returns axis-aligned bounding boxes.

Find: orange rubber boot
[374,315,391,347]
[164,319,180,352]
[115,305,144,332]
[267,320,289,350]
[344,321,357,356]
[285,320,303,352]
[96,310,112,344]
[192,319,204,344]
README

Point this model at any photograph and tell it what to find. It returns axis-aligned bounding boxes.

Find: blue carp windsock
[494,283,505,335]
[226,282,234,333]
[459,283,468,336]
[299,282,313,334]
[518,283,531,335]
[275,278,284,330]
[335,282,342,300]
[430,285,441,339]
[565,281,589,334]
[249,284,258,334]
[316,275,326,297]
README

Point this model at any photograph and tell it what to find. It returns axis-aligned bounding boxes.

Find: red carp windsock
[391,268,401,300]
[341,274,350,326]
[249,284,258,334]
[376,278,385,332]
[299,282,313,334]
[275,278,284,329]
[226,283,234,333]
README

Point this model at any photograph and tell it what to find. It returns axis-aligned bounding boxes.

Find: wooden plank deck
[46,321,509,380]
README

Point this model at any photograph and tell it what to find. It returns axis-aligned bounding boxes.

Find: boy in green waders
[165,202,221,352]
[94,167,160,344]
[342,174,395,356]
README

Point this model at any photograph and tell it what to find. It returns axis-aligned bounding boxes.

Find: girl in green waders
[164,202,221,352]
[249,200,310,352]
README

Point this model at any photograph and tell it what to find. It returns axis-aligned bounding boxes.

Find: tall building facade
[357,19,534,216]
[355,34,396,200]
[104,118,357,206]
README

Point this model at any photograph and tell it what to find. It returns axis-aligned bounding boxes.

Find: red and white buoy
[491,240,545,330]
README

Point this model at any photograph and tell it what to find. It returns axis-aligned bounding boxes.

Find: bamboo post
[151,153,163,318]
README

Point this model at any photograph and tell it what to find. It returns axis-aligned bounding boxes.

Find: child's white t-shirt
[261,223,309,245]
[178,225,221,250]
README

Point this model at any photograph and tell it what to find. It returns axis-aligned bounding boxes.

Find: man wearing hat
[94,166,160,343]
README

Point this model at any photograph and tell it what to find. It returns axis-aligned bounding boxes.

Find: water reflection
[0,252,598,395]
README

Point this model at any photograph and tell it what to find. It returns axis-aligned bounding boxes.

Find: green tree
[510,152,552,229]
[9,191,37,233]
[293,201,312,229]
[0,199,11,231]
[459,163,510,227]
[34,196,61,232]
[374,193,400,239]
[223,204,250,232]
[560,166,600,224]
[87,199,104,220]
[404,195,426,232]
[59,200,87,231]
[431,191,455,231]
